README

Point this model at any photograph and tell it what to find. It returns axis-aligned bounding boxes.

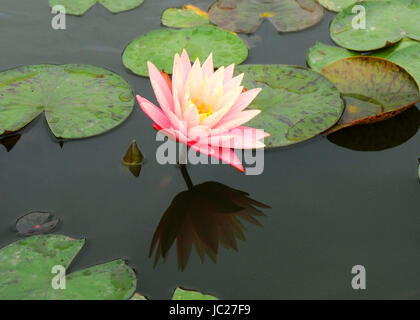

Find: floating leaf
[123,140,144,177]
[150,181,268,271]
[122,25,248,77]
[172,287,219,300]
[209,0,324,34]
[317,0,368,12]
[0,134,21,152]
[320,56,420,133]
[307,40,420,86]
[0,234,137,299]
[0,64,134,139]
[48,0,144,15]
[130,292,147,300]
[330,0,420,51]
[328,106,420,151]
[15,211,60,236]
[161,5,210,28]
[234,64,344,148]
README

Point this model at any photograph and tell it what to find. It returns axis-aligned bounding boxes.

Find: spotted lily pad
[161,5,210,28]
[209,0,324,34]
[172,287,219,300]
[0,234,137,299]
[320,56,420,133]
[15,211,60,236]
[330,0,420,51]
[307,41,420,86]
[0,64,134,139]
[234,64,344,148]
[122,25,248,77]
[317,0,369,12]
[49,0,144,15]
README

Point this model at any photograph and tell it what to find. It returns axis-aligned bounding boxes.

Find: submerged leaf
[320,56,420,133]
[330,0,420,51]
[0,64,134,139]
[149,181,268,271]
[209,0,324,33]
[0,134,21,152]
[172,287,219,300]
[235,64,344,148]
[161,5,210,28]
[48,0,144,16]
[0,234,137,299]
[15,211,60,236]
[122,25,248,77]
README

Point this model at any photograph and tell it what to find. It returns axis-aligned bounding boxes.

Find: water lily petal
[137,95,171,130]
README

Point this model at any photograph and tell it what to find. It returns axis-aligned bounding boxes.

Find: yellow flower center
[193,99,213,122]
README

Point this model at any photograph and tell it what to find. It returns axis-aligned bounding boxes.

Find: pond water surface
[1,0,420,299]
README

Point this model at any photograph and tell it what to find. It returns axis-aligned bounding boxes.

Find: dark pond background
[1,0,420,299]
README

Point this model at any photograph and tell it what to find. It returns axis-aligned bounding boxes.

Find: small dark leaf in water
[123,140,144,165]
[15,211,60,236]
[149,181,270,271]
[0,134,21,152]
[123,140,144,177]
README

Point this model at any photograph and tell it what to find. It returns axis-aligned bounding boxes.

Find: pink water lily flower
[136,49,268,172]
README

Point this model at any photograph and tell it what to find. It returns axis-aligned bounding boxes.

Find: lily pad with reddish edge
[320,56,420,134]
[307,40,420,86]
[161,5,210,28]
[15,211,60,236]
[330,0,420,51]
[122,25,248,77]
[209,0,324,34]
[48,0,144,16]
[328,106,420,151]
[234,64,344,148]
[0,64,134,139]
[0,234,137,299]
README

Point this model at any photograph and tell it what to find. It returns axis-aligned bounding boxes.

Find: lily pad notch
[48,0,145,15]
[0,64,134,139]
[0,234,137,299]
[209,0,324,34]
[122,25,248,77]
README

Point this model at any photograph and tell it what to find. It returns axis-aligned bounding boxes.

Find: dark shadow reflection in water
[149,166,270,271]
[0,134,21,152]
[328,106,420,151]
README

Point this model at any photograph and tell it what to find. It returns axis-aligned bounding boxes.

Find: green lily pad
[172,287,219,300]
[320,56,420,133]
[317,0,369,12]
[234,64,344,148]
[330,0,420,51]
[0,64,134,139]
[122,25,248,77]
[0,234,137,299]
[48,0,144,15]
[161,5,210,28]
[307,41,420,86]
[209,0,324,34]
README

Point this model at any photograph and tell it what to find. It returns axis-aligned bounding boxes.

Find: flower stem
[179,164,194,191]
